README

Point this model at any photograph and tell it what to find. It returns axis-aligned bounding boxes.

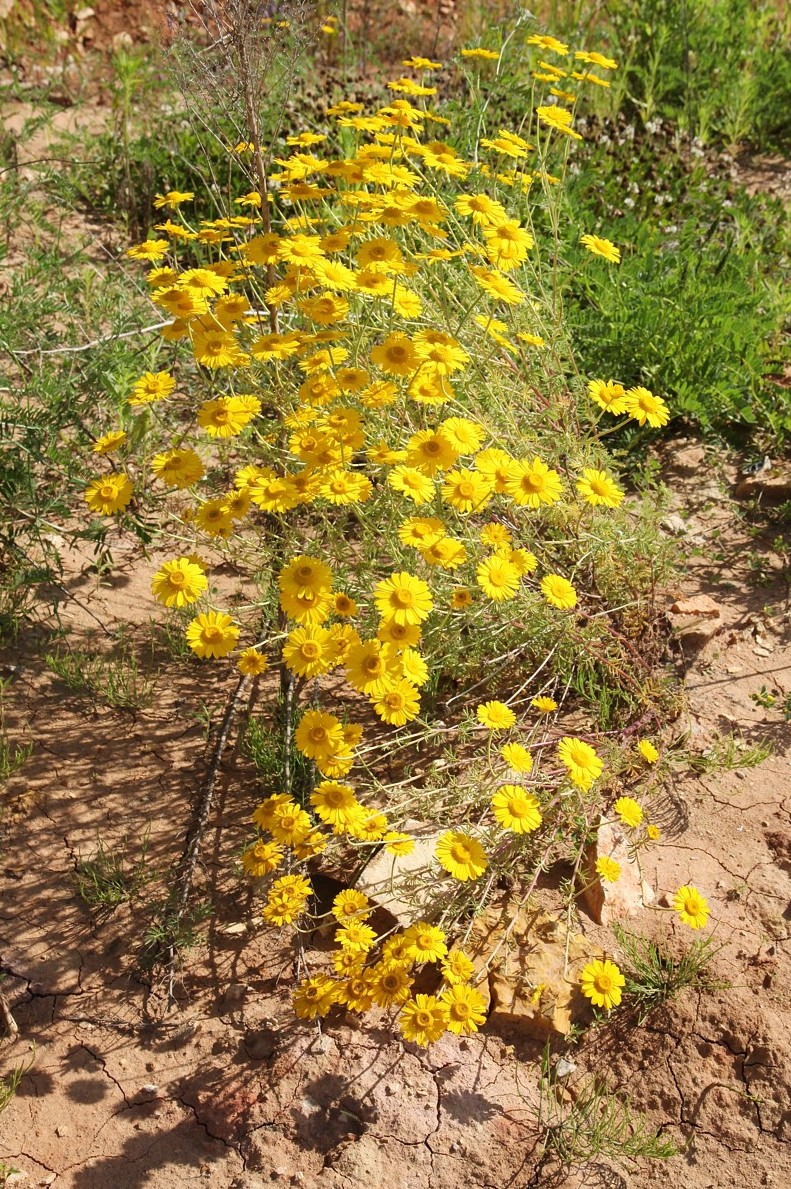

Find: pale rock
[355,821,442,925]
[111,31,134,52]
[580,819,654,925]
[468,906,602,1041]
[555,1056,577,1079]
[220,981,249,1009]
[661,512,689,536]
[218,921,247,936]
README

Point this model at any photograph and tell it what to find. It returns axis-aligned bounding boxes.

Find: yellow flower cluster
[83,28,697,1044]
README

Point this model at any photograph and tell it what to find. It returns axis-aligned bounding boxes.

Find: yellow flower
[579,959,625,1011]
[151,557,208,608]
[345,638,399,697]
[440,984,488,1035]
[470,265,524,304]
[388,465,435,505]
[277,232,325,266]
[595,856,621,883]
[332,890,371,923]
[440,416,486,454]
[575,50,618,69]
[477,555,520,601]
[129,370,177,406]
[624,386,670,428]
[558,736,603,790]
[646,823,661,841]
[151,448,205,489]
[638,739,659,764]
[282,625,337,679]
[279,555,333,600]
[400,648,429,687]
[370,963,414,1008]
[194,499,233,539]
[483,219,534,271]
[441,468,493,514]
[541,574,578,610]
[197,395,260,437]
[527,33,569,54]
[500,742,533,773]
[92,430,127,455]
[404,922,448,963]
[508,546,538,573]
[399,516,446,549]
[374,572,433,625]
[587,378,628,414]
[318,468,373,506]
[399,994,449,1045]
[506,456,563,508]
[414,330,470,376]
[293,975,338,1020]
[310,781,361,831]
[299,291,350,325]
[441,950,476,985]
[185,610,239,659]
[477,700,516,730]
[370,332,418,376]
[405,428,458,475]
[580,233,621,263]
[126,238,170,262]
[336,972,376,1014]
[435,831,488,881]
[673,885,710,929]
[480,522,512,548]
[536,105,582,140]
[460,47,499,61]
[492,785,542,833]
[269,804,312,846]
[295,709,346,763]
[455,192,508,226]
[192,327,247,369]
[613,796,643,828]
[531,696,558,713]
[576,468,624,508]
[383,831,415,855]
[237,648,268,676]
[336,920,378,953]
[374,679,421,726]
[450,587,473,610]
[84,473,133,516]
[241,839,283,877]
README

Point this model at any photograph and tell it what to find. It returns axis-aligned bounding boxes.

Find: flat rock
[468,906,602,1041]
[579,819,654,925]
[355,821,442,925]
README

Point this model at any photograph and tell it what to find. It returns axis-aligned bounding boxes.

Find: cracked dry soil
[1,443,790,1189]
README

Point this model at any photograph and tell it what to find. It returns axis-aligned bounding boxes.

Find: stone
[735,466,791,505]
[244,1027,278,1061]
[667,593,723,647]
[555,1057,577,1079]
[221,982,250,1009]
[579,819,654,926]
[669,593,721,617]
[468,905,602,1041]
[355,820,443,925]
[661,512,689,536]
